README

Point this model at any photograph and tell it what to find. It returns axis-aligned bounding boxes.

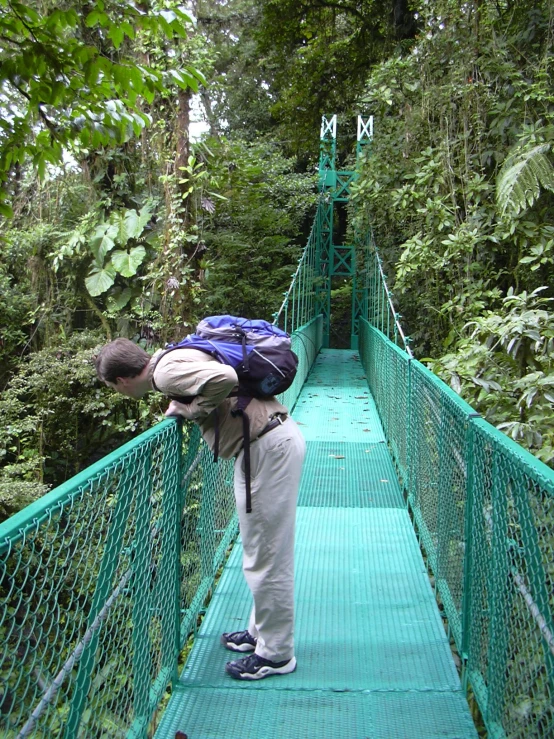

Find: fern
[497,142,554,215]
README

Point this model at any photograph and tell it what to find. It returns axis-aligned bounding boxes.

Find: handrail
[274,203,320,334]
[0,419,177,549]
[359,318,554,739]
[358,227,412,356]
[373,244,413,357]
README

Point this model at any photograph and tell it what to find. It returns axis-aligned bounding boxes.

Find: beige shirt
[149,348,288,458]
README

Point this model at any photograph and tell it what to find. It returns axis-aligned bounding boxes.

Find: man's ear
[116,376,132,388]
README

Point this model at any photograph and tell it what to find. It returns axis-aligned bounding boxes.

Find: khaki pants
[233,417,306,662]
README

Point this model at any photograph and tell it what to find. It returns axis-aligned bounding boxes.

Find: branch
[307,0,366,22]
[7,0,41,45]
[0,34,25,47]
[85,293,113,341]
[9,81,59,136]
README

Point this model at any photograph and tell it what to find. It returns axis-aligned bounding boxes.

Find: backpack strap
[151,348,189,400]
[151,346,212,404]
[150,358,163,394]
[212,407,220,464]
[240,330,250,373]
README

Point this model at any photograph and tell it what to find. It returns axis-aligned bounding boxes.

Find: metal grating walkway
[155,350,478,738]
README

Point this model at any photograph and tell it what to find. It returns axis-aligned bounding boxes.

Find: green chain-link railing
[1,419,189,738]
[274,207,321,336]
[356,228,412,356]
[360,286,554,738]
[0,317,321,739]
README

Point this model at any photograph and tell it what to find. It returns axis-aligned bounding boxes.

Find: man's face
[105,376,146,399]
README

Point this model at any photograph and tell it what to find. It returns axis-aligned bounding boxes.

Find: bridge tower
[317,115,373,348]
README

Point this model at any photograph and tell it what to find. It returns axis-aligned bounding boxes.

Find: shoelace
[231,630,254,643]
[237,654,264,669]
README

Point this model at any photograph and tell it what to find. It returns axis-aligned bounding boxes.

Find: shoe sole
[226,657,297,680]
[220,634,256,652]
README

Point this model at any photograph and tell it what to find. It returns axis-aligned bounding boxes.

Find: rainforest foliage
[350,0,554,464]
[1,0,554,517]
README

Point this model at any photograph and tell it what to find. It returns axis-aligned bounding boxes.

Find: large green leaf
[107,287,133,312]
[109,209,148,244]
[497,143,554,216]
[111,246,146,277]
[123,209,142,240]
[89,223,118,265]
[137,204,153,233]
[85,263,116,296]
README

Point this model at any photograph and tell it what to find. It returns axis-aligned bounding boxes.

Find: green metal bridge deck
[155,350,478,739]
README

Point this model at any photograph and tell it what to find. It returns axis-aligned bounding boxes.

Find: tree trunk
[392,0,418,40]
[176,88,191,201]
[201,89,220,140]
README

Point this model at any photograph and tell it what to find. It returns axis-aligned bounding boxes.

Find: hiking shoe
[225,653,297,680]
[220,630,257,653]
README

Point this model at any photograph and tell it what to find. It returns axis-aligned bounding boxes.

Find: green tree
[200,137,317,318]
[350,0,554,461]
[252,0,418,158]
[0,0,203,215]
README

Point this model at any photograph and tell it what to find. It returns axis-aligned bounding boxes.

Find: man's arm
[159,361,238,420]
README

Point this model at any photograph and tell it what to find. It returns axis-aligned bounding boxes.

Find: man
[95,337,306,680]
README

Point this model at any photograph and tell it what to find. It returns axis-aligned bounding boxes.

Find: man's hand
[165,400,194,419]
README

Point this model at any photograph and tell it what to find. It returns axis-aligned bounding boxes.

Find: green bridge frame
[1,119,553,739]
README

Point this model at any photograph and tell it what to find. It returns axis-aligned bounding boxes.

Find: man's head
[95,338,152,399]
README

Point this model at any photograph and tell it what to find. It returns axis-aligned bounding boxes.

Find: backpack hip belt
[255,413,287,441]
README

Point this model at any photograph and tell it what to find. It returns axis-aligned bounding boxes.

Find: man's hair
[95,338,151,383]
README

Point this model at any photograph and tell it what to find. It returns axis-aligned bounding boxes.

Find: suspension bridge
[1,117,553,738]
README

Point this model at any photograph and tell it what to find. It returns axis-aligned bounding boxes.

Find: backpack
[152,315,298,512]
[182,315,298,397]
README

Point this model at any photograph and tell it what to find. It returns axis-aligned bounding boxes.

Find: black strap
[213,407,220,464]
[151,367,161,393]
[241,332,249,372]
[150,344,218,395]
[241,412,252,513]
